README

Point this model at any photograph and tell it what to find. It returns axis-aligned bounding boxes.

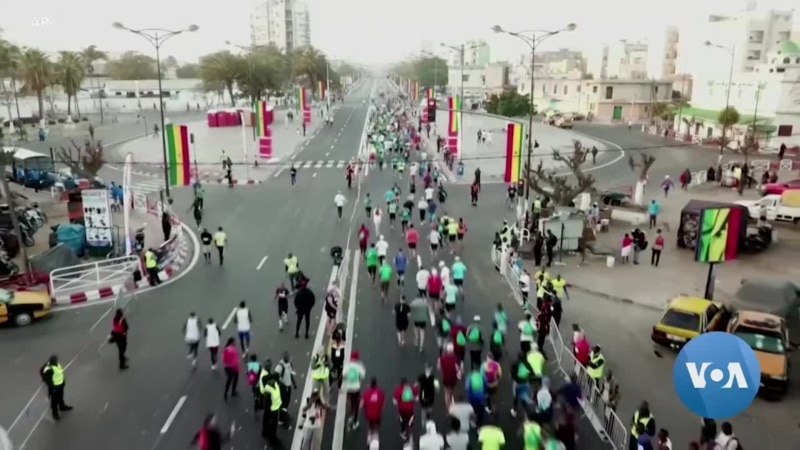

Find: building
[646,27,680,80]
[677,6,796,80]
[250,0,311,53]
[446,64,509,98]
[678,40,800,147]
[448,41,491,67]
[535,49,586,75]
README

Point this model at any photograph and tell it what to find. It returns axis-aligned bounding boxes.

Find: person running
[284,253,300,287]
[334,191,347,221]
[438,343,460,410]
[184,312,201,368]
[427,268,442,308]
[200,228,213,263]
[357,224,370,254]
[376,235,389,265]
[429,225,441,258]
[213,226,227,266]
[362,377,385,446]
[205,318,221,370]
[400,204,411,232]
[394,295,411,346]
[409,295,429,352]
[482,354,502,412]
[506,183,517,209]
[519,311,537,354]
[188,198,203,228]
[234,301,253,354]
[341,350,366,430]
[452,257,467,294]
[324,281,340,335]
[372,208,382,235]
[510,351,534,417]
[289,164,298,186]
[446,218,459,254]
[443,279,458,313]
[416,265,430,299]
[435,308,452,350]
[378,259,393,304]
[384,187,396,205]
[275,282,290,331]
[417,197,428,225]
[245,355,262,416]
[365,243,379,284]
[417,363,438,422]
[393,378,419,441]
[388,200,398,229]
[405,224,419,260]
[364,193,373,218]
[439,261,451,287]
[222,338,240,401]
[329,326,346,389]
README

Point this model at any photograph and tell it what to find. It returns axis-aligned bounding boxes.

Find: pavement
[0,79,372,450]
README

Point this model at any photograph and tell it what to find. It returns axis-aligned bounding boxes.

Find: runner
[438,343,460,410]
[507,183,517,209]
[378,258,393,304]
[409,295,429,352]
[200,228,213,263]
[443,279,458,313]
[357,224,370,255]
[372,207,382,235]
[394,295,411,346]
[405,224,419,260]
[393,378,419,441]
[234,301,252,354]
[341,351,366,430]
[289,164,298,186]
[388,200,398,229]
[324,281,340,335]
[394,247,408,288]
[446,214,459,253]
[361,377,385,446]
[275,283,290,331]
[284,252,300,287]
[184,312,201,367]
[510,351,534,418]
[365,243,379,284]
[435,308,451,349]
[439,261,450,287]
[364,193,373,218]
[482,354,502,412]
[329,325,346,388]
[417,197,428,225]
[429,224,441,258]
[400,202,411,232]
[452,257,467,294]
[457,218,468,253]
[417,363,438,422]
[518,311,537,354]
[334,191,347,221]
[376,235,389,265]
[416,265,430,299]
[426,268,442,309]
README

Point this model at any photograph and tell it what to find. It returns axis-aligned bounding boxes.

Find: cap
[351,350,360,360]
[473,315,480,322]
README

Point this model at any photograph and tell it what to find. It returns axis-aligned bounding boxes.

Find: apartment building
[647,27,680,80]
[250,0,311,53]
[448,41,491,67]
[447,64,509,98]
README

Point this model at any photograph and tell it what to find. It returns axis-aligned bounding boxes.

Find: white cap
[454,256,461,261]
[380,235,385,240]
[473,315,480,322]
[438,261,445,267]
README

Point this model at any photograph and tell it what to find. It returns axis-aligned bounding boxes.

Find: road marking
[160,396,188,434]
[330,144,335,149]
[256,255,268,270]
[312,172,317,178]
[325,152,330,157]
[332,249,360,450]
[221,307,237,330]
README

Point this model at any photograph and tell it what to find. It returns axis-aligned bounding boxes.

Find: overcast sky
[2,0,797,65]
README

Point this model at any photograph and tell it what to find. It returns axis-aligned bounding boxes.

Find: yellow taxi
[0,288,52,326]
[651,296,728,348]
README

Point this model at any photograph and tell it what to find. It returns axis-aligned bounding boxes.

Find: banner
[448,96,461,134]
[82,189,113,248]
[413,81,419,101]
[406,79,412,95]
[165,123,191,186]
[695,207,743,263]
[503,123,524,183]
[295,86,307,111]
[254,100,272,137]
[317,81,326,101]
[426,88,434,100]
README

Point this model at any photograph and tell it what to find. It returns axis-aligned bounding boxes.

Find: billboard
[695,207,743,263]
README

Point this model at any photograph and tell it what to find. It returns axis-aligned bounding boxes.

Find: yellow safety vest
[533,200,542,213]
[447,222,458,236]
[587,352,604,379]
[526,351,545,377]
[311,361,329,381]
[261,382,282,412]
[551,278,566,296]
[630,411,653,437]
[257,369,270,393]
[285,257,299,274]
[145,251,157,269]
[534,271,550,282]
[47,363,65,386]
[213,232,226,247]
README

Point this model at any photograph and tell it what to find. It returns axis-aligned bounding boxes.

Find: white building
[448,41,491,67]
[250,0,311,53]
[587,40,649,80]
[646,27,680,80]
[679,40,800,147]
[446,64,508,98]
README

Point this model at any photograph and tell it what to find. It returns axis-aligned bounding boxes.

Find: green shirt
[388,202,398,214]
[365,249,378,267]
[379,263,392,282]
[401,209,411,221]
[364,197,372,207]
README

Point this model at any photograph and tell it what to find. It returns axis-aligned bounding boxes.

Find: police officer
[41,355,73,420]
[259,372,282,446]
[629,401,656,450]
[532,196,542,222]
[144,248,159,286]
[586,345,605,388]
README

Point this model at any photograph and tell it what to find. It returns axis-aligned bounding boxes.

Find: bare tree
[0,150,31,271]
[628,153,657,205]
[55,140,105,180]
[524,139,595,206]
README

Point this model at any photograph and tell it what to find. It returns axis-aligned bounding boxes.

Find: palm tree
[16,48,51,118]
[81,45,108,117]
[56,51,86,117]
[292,47,325,87]
[199,51,243,106]
[0,150,31,272]
[0,37,22,131]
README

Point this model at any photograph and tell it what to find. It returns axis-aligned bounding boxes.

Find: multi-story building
[446,63,509,98]
[250,0,311,53]
[448,41,491,67]
[587,40,649,80]
[647,26,680,80]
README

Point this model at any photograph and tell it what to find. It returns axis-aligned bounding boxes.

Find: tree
[55,140,105,180]
[681,116,698,140]
[335,62,359,78]
[628,153,657,206]
[524,139,595,206]
[292,47,327,87]
[55,51,85,117]
[391,57,448,91]
[0,150,31,271]
[163,55,179,69]
[16,48,51,118]
[717,106,740,151]
[198,50,243,106]
[175,63,199,79]
[0,36,22,127]
[486,90,531,117]
[106,51,157,80]
[650,102,673,125]
[234,44,287,103]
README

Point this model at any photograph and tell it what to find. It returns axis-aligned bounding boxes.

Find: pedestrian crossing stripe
[290,160,350,169]
[131,180,166,193]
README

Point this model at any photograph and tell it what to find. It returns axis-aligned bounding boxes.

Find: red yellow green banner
[413,81,419,101]
[448,96,461,134]
[504,123,524,183]
[165,124,191,186]
[317,81,326,100]
[426,88,434,100]
[255,101,268,137]
[695,207,743,262]
[295,87,307,111]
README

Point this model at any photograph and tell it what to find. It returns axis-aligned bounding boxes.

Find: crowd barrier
[496,246,628,450]
[49,190,188,304]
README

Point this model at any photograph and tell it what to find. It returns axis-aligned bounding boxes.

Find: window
[577,85,582,93]
[796,58,800,64]
[553,85,557,94]
[777,68,786,73]
[783,57,791,64]
[462,74,470,82]
[605,86,613,99]
[592,86,598,94]
[654,86,658,94]
[563,85,568,95]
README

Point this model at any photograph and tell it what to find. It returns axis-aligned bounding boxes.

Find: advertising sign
[82,189,113,247]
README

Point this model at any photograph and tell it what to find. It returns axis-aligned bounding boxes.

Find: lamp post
[492,23,577,204]
[441,41,487,161]
[113,21,199,198]
[226,41,258,141]
[705,41,735,155]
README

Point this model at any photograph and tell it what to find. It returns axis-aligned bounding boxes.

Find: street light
[705,40,736,155]
[113,21,199,198]
[440,41,487,163]
[492,23,577,205]
[420,51,441,92]
[226,41,259,142]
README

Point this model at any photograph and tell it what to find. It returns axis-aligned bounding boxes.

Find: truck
[735,191,800,224]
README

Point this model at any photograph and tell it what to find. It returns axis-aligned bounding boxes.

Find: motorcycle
[23,203,48,229]
[0,249,20,276]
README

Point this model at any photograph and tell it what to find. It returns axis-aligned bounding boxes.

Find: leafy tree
[199,50,243,106]
[236,44,287,102]
[175,63,199,79]
[106,51,158,80]
[524,139,595,206]
[0,150,31,271]
[486,90,531,117]
[17,48,52,118]
[335,62,359,78]
[391,57,448,91]
[0,36,22,126]
[681,116,698,139]
[56,140,106,180]
[55,51,85,116]
[163,55,179,69]
[717,106,740,153]
[292,47,328,87]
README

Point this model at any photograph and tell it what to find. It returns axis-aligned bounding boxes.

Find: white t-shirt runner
[416,269,430,290]
[185,317,200,343]
[341,361,366,393]
[236,307,251,332]
[376,240,389,256]
[429,230,440,245]
[334,194,346,207]
[424,188,434,201]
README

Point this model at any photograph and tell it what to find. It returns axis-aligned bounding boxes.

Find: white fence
[497,247,628,450]
[49,255,140,302]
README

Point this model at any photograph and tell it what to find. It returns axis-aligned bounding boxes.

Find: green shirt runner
[379,263,392,282]
[365,248,378,267]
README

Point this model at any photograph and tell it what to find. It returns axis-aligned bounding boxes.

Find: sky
[2,0,798,66]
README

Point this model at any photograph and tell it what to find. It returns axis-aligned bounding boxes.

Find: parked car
[0,287,52,326]
[651,296,729,348]
[760,179,800,196]
[555,116,574,129]
[735,191,800,224]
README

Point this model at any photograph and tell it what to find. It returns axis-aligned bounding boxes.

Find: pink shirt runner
[222,345,239,371]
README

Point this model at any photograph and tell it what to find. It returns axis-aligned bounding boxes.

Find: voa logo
[673,332,761,418]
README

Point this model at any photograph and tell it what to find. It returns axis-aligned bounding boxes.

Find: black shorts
[278,298,288,314]
[448,234,456,242]
[389,213,396,220]
[429,292,440,301]
[408,242,417,249]
[445,302,456,312]
[414,321,426,329]
[418,288,426,297]
[457,233,464,241]
[401,218,409,223]
[420,396,434,409]
[431,243,439,251]
[380,281,390,292]
[325,307,337,319]
[396,320,409,331]
[454,279,463,287]
[368,266,377,276]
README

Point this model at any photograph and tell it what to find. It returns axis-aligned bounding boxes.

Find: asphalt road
[2,80,373,450]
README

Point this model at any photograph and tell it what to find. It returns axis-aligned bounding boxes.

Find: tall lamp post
[226,41,258,141]
[420,50,440,93]
[492,23,577,204]
[705,41,735,155]
[113,22,199,198]
[441,41,487,161]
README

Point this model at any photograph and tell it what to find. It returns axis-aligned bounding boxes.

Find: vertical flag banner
[317,81,326,101]
[413,81,419,101]
[165,124,191,186]
[503,123,524,183]
[295,86,307,111]
[448,96,461,134]
[406,79,412,95]
[426,88,434,100]
[254,100,269,137]
[695,207,743,263]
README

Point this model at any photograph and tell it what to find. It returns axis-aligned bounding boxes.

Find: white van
[735,191,800,224]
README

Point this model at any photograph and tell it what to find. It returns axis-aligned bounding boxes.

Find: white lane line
[160,395,188,434]
[325,152,329,157]
[256,255,269,271]
[312,172,317,178]
[332,250,360,450]
[330,144,335,149]
[221,307,237,330]
[290,264,342,450]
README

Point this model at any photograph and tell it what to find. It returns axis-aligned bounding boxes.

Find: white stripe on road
[332,250,360,450]
[160,395,188,434]
[221,307,237,330]
[256,255,268,270]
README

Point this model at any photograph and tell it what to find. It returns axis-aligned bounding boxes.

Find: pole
[525,35,536,201]
[98,74,105,125]
[676,76,686,136]
[326,63,331,110]
[155,39,171,198]
[720,48,734,155]
[433,61,438,93]
[458,45,465,161]
[249,49,257,142]
[751,84,761,134]
[241,111,249,181]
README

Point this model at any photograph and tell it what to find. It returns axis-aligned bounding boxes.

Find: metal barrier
[49,255,140,300]
[497,247,628,450]
[113,274,138,312]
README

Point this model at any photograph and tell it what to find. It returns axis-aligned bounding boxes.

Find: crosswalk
[289,160,350,169]
[130,179,166,194]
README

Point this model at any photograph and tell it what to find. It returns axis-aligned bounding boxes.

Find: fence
[497,247,628,450]
[49,255,140,302]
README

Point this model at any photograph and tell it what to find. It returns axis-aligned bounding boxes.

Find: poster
[695,207,742,263]
[82,189,113,247]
